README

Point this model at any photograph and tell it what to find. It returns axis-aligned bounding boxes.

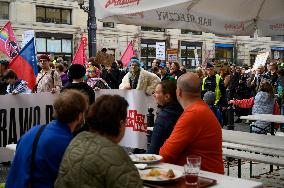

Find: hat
[206,62,214,68]
[38,54,50,61]
[203,91,216,105]
[159,62,166,68]
[68,64,86,79]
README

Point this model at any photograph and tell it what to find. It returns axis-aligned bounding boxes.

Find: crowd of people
[0,52,283,187]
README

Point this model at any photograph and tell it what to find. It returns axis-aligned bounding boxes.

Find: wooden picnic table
[222,129,284,176]
[240,114,284,135]
[240,114,284,124]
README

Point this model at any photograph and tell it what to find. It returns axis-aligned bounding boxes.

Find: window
[215,44,234,64]
[180,41,202,69]
[181,29,202,35]
[0,2,9,20]
[36,6,71,24]
[141,39,166,68]
[141,26,165,32]
[103,22,114,28]
[215,34,233,38]
[271,36,284,42]
[36,32,73,62]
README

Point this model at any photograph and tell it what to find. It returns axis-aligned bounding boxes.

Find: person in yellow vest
[201,62,227,107]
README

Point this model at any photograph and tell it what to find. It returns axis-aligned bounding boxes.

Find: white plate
[139,168,183,182]
[135,163,148,170]
[129,154,163,164]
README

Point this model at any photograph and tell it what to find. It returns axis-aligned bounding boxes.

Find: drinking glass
[184,156,201,185]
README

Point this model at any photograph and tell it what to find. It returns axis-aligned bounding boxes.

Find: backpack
[210,105,223,126]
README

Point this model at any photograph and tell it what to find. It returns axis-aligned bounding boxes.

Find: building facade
[1,0,284,67]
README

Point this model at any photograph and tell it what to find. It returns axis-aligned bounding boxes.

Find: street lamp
[77,0,97,57]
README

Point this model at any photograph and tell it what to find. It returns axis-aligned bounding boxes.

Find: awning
[271,47,284,51]
[215,43,234,48]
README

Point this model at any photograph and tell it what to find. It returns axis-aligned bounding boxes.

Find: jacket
[161,73,175,82]
[6,79,31,94]
[232,91,274,133]
[55,131,143,188]
[201,74,227,107]
[147,101,183,154]
[119,69,161,95]
[62,82,95,104]
[5,120,73,188]
[159,100,224,174]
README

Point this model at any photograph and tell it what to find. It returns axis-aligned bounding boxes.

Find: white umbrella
[95,0,284,36]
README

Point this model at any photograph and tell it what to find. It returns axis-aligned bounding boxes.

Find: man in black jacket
[147,80,183,154]
[227,64,240,100]
[201,62,227,108]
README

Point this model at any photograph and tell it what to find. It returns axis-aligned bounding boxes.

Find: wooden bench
[222,143,284,178]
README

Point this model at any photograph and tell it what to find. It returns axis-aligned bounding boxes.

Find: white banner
[0,90,156,162]
[95,0,284,36]
[156,42,166,60]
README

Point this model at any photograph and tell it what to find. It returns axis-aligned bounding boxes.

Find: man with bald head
[159,72,224,174]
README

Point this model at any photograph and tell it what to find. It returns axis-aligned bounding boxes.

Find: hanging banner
[0,90,156,162]
[156,42,166,60]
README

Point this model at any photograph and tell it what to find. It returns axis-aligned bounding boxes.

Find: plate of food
[129,154,162,164]
[139,168,183,182]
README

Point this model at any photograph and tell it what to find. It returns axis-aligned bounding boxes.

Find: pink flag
[0,21,20,59]
[72,38,86,65]
[121,41,135,67]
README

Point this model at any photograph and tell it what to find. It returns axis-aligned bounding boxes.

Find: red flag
[0,21,20,59]
[121,41,135,67]
[72,38,86,65]
[9,38,38,90]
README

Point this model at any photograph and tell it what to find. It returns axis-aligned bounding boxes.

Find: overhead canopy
[95,0,284,36]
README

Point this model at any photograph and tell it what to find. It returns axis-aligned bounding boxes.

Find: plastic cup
[184,156,201,185]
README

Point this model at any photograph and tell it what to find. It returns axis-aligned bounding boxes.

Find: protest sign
[194,49,200,66]
[167,49,178,62]
[156,42,166,60]
[95,51,114,67]
[22,30,35,47]
[253,52,269,69]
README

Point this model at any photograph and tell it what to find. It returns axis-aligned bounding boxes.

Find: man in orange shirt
[159,72,224,174]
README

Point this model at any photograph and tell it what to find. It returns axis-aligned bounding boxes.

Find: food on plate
[143,169,176,179]
[138,155,157,162]
[166,169,175,178]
